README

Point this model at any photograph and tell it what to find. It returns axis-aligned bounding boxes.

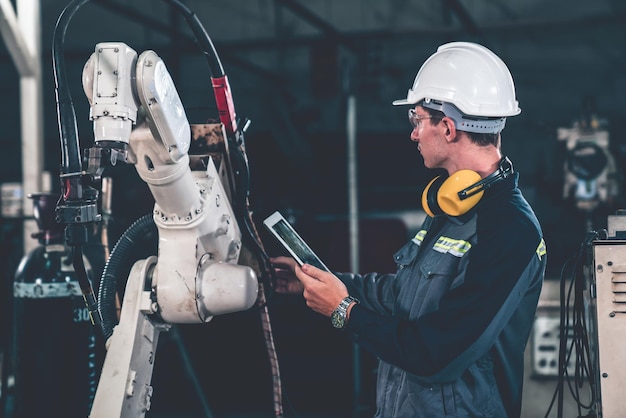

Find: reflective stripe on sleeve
[536,239,546,260]
[412,230,427,246]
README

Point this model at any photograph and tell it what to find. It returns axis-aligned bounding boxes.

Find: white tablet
[263,211,330,272]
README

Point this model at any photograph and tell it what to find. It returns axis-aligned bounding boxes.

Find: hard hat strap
[422,99,507,134]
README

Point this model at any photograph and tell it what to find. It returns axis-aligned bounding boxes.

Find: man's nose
[410,127,419,142]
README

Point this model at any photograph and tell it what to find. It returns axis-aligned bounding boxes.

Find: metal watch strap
[338,296,357,312]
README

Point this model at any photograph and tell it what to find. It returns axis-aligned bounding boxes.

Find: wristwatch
[331,296,360,329]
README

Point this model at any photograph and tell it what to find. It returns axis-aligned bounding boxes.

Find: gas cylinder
[5,193,101,418]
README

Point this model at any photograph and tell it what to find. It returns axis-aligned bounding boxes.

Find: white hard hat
[393,42,521,131]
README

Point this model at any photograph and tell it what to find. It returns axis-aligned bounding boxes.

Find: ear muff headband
[458,156,513,199]
[421,157,514,217]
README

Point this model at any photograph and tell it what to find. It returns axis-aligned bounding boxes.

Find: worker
[271,41,546,418]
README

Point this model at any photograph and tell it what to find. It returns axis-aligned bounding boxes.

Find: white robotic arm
[82,42,258,417]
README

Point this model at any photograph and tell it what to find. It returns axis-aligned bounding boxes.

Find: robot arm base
[90,256,169,418]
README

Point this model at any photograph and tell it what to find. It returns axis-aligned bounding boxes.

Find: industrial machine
[51,1,281,417]
[586,213,626,418]
[547,211,626,418]
[557,103,620,232]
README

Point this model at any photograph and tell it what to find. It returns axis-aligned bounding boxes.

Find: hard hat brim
[392,98,412,106]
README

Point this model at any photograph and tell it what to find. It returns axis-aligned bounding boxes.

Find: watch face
[331,310,345,329]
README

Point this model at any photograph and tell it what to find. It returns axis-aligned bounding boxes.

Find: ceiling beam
[275,0,361,53]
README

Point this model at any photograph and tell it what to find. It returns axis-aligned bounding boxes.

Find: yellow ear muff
[421,170,484,217]
[421,176,443,217]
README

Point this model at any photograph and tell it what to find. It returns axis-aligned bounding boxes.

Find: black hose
[52,0,90,175]
[98,214,157,340]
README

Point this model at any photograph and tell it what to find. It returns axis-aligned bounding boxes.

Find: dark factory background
[2,1,626,417]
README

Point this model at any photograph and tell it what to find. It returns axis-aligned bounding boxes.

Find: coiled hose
[98,214,157,341]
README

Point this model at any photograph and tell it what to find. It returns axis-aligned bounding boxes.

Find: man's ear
[441,117,457,141]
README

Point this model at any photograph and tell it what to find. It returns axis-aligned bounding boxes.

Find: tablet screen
[264,211,330,272]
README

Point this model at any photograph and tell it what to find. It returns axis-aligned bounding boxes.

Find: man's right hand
[270,256,305,294]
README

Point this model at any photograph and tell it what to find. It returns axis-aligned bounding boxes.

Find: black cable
[72,244,103,330]
[544,254,575,418]
[545,231,601,418]
[53,0,90,176]
[162,0,225,78]
[163,0,277,300]
[565,232,597,413]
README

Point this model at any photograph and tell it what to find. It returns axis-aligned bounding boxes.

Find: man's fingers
[270,256,296,270]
